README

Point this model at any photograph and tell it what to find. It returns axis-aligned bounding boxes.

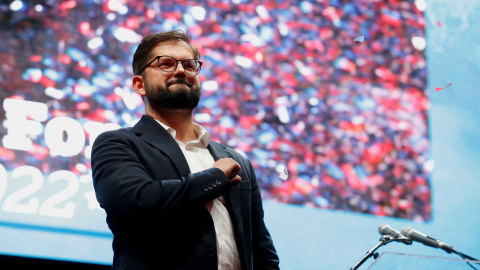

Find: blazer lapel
[207,141,241,215]
[208,141,247,268]
[133,115,190,177]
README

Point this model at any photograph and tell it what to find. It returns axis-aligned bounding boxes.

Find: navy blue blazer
[91,115,279,270]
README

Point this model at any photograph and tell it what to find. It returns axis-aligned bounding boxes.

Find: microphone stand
[350,235,394,270]
[452,250,480,270]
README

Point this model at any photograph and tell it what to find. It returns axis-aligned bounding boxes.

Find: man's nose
[173,61,187,76]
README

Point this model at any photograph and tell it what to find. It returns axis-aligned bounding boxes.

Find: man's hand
[212,158,241,184]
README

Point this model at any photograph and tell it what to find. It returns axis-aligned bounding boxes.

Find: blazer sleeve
[91,129,231,219]
[248,161,280,269]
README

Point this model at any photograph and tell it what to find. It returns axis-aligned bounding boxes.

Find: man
[91,30,280,270]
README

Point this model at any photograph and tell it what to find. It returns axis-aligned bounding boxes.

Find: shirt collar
[154,119,211,148]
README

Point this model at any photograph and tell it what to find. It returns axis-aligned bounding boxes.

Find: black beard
[144,77,201,110]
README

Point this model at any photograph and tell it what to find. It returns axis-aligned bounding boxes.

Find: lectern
[367,252,480,269]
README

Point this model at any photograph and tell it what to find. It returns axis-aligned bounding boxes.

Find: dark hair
[132,29,200,76]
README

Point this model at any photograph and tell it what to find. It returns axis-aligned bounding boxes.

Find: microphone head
[379,225,413,245]
[401,227,413,238]
[378,224,392,236]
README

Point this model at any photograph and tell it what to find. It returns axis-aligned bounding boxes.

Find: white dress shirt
[155,120,242,270]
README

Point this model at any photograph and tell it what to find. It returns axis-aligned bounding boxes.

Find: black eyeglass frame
[138,55,203,76]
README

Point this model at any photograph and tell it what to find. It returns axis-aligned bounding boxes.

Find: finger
[231,162,241,175]
[230,175,241,184]
[230,169,240,178]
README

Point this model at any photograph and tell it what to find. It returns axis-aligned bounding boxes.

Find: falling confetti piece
[354,36,365,42]
[435,82,452,91]
[279,165,289,180]
[437,20,442,27]
[84,191,102,210]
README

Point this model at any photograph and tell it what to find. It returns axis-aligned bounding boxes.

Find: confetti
[437,20,442,27]
[279,165,289,180]
[84,191,102,210]
[354,35,365,42]
[435,82,452,91]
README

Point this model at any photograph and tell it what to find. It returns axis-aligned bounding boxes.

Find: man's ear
[132,75,146,97]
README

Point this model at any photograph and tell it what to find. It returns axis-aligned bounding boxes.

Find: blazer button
[203,186,209,192]
[208,184,213,190]
[208,248,215,257]
[215,179,222,185]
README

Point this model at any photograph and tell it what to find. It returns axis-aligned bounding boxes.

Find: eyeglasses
[139,55,203,76]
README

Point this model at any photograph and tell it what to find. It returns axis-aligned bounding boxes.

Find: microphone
[378,224,412,244]
[401,228,454,253]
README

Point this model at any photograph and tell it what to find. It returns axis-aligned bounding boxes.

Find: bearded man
[91,30,279,270]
